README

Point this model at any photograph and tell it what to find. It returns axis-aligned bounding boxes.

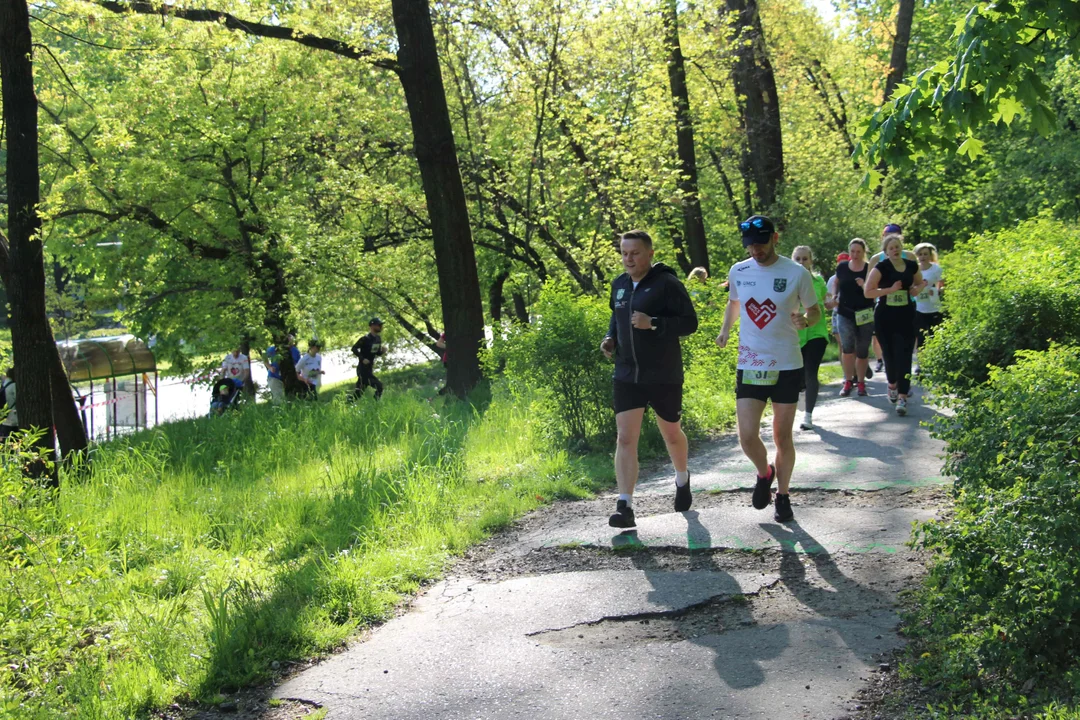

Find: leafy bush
[920,216,1080,391]
[907,345,1080,699]
[485,282,614,451]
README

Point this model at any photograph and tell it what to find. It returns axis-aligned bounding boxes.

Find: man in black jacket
[600,230,699,528]
[352,317,386,400]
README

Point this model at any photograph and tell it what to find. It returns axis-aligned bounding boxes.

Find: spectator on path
[221,346,250,391]
[295,340,325,399]
[265,340,286,405]
[1,368,17,441]
[352,318,387,400]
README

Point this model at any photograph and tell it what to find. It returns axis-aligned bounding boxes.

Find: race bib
[855,308,874,326]
[742,370,779,386]
[917,287,936,302]
[886,291,910,307]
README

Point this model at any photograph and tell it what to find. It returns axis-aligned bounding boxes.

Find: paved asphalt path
[273,374,948,719]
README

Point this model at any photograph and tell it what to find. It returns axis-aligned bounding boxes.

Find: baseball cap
[739,215,775,246]
[369,317,384,326]
[836,252,851,263]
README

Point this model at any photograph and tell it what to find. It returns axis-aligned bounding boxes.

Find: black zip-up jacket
[605,263,698,384]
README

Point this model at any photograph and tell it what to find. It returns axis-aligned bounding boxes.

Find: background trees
[8,0,1080,405]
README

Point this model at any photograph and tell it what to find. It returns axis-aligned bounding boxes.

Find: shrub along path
[271,376,949,720]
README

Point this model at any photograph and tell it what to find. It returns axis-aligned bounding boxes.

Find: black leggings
[800,337,828,413]
[355,366,384,399]
[876,313,915,395]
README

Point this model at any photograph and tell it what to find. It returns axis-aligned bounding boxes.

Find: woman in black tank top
[864,235,926,415]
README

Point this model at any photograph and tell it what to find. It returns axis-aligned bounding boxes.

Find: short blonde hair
[688,267,708,282]
[913,242,938,262]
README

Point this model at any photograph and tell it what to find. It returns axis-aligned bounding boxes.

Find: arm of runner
[798,269,822,327]
[716,298,739,349]
[351,336,364,358]
[824,275,838,310]
[863,267,900,299]
[909,268,926,299]
[652,276,698,337]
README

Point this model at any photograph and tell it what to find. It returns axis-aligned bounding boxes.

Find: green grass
[0,379,609,719]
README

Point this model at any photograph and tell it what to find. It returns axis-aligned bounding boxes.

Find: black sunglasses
[740,218,768,232]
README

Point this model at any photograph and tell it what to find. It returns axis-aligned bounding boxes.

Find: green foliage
[905,345,1080,712]
[484,283,614,451]
[0,386,605,718]
[919,217,1080,391]
[856,0,1080,177]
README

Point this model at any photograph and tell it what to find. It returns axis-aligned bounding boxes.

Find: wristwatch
[649,317,658,330]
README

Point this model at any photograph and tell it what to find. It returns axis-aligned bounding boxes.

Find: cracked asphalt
[270,375,948,719]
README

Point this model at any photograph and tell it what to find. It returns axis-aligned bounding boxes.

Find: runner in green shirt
[792,246,830,429]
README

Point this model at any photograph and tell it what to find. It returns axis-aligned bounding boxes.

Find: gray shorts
[837,314,874,359]
[831,313,841,335]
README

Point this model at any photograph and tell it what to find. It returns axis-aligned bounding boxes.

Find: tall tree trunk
[512,291,529,324]
[724,0,784,211]
[884,0,915,102]
[489,270,509,323]
[391,0,484,397]
[663,0,709,274]
[1,0,58,482]
[50,351,87,457]
[0,236,87,459]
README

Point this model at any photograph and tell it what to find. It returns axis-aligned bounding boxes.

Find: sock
[675,470,689,487]
[803,411,812,425]
[618,493,633,507]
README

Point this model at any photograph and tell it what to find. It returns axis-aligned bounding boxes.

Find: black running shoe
[608,500,636,528]
[865,365,874,380]
[774,493,794,522]
[674,474,692,512]
[876,359,884,373]
[752,465,775,510]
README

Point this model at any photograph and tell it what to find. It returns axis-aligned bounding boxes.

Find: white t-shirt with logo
[915,263,943,314]
[728,255,818,371]
[221,353,250,383]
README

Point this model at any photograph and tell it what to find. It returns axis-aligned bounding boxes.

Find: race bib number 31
[742,370,779,386]
[855,308,874,325]
[886,291,910,307]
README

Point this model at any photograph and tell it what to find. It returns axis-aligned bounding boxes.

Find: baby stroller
[209,377,241,416]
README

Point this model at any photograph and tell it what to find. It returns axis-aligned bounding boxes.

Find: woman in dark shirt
[833,238,875,397]
[864,234,926,416]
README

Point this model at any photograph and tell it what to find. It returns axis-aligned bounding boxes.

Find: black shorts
[914,311,944,345]
[613,380,682,423]
[735,368,802,404]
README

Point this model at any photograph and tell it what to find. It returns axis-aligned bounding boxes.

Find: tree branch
[93,1,401,73]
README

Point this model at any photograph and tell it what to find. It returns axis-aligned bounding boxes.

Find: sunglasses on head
[739,218,768,232]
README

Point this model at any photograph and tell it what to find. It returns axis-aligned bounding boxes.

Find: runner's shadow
[759,521,894,654]
[626,512,789,692]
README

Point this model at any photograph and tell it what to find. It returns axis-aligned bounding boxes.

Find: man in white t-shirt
[220,347,251,390]
[717,215,820,522]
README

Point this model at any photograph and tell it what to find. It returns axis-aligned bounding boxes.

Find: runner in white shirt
[294,340,325,397]
[220,347,250,390]
[912,242,945,375]
[717,215,820,522]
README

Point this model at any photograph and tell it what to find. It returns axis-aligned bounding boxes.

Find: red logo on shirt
[745,298,777,329]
